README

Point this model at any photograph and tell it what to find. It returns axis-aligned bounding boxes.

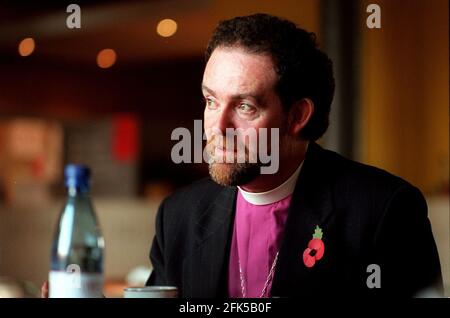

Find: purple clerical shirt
[227,191,292,297]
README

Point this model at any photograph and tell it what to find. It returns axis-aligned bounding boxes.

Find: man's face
[202,46,287,186]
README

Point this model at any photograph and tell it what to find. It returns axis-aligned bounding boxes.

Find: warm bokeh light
[156,19,177,37]
[96,48,117,68]
[18,38,35,57]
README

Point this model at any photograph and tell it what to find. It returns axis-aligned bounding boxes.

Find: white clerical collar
[238,160,304,206]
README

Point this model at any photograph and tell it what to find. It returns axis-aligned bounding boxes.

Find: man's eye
[238,103,255,113]
[205,98,217,109]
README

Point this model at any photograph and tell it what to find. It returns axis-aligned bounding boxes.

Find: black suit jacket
[146,142,443,297]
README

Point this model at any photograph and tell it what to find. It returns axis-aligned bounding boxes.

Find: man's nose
[215,105,235,134]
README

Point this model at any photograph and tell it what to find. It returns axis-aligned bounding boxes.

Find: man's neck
[240,142,308,193]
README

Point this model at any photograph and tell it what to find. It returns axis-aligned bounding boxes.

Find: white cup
[123,286,178,298]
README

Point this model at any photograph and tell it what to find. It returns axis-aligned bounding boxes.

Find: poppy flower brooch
[303,225,325,268]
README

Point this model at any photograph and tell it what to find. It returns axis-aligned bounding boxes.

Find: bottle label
[49,271,103,298]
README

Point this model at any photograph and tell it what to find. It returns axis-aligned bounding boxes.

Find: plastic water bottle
[49,164,104,298]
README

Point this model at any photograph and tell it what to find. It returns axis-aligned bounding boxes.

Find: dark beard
[208,162,261,187]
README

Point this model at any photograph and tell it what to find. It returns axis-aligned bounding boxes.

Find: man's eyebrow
[201,84,215,96]
[232,93,260,101]
[201,84,263,104]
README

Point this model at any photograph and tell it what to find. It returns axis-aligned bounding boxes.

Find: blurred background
[0,0,448,297]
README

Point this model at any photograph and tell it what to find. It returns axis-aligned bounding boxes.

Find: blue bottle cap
[64,164,91,190]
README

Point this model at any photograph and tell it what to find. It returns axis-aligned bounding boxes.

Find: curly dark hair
[205,13,335,141]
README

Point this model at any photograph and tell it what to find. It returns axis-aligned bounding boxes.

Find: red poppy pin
[303,225,325,268]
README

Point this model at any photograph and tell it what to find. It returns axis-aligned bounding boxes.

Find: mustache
[205,133,259,165]
[206,134,249,152]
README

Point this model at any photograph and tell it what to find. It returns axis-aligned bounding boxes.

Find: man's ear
[287,98,314,136]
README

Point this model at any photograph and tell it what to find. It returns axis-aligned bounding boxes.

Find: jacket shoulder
[163,177,224,208]
[316,146,427,231]
[157,177,228,226]
[319,146,419,195]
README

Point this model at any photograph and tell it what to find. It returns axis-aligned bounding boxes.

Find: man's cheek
[203,111,215,132]
[205,124,222,140]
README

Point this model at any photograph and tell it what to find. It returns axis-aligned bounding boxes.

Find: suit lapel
[183,185,237,297]
[271,142,337,297]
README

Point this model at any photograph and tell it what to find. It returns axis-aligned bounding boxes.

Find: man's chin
[208,162,260,187]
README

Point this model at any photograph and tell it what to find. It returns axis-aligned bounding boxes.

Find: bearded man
[145,13,443,298]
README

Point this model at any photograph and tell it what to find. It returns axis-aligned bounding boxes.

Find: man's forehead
[205,47,275,73]
[202,47,277,96]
